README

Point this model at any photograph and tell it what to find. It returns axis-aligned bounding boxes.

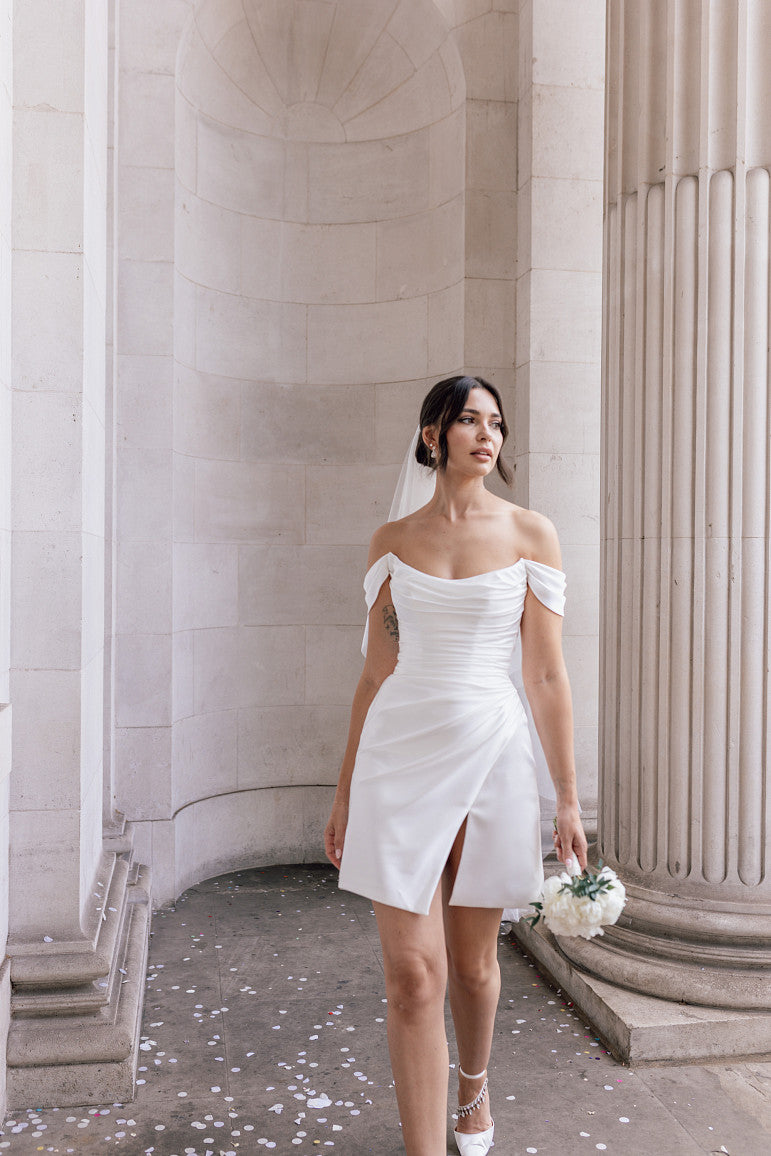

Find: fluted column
[560,0,771,1009]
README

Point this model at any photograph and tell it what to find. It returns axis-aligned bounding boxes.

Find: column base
[557,926,770,1010]
[554,881,771,1010]
[5,836,151,1110]
[511,918,771,1065]
[0,958,10,1122]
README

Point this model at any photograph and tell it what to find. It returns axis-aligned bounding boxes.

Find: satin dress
[338,552,566,916]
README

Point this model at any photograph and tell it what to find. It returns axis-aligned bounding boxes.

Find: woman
[324,376,587,1156]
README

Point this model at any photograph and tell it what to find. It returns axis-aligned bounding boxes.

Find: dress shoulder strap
[522,558,566,616]
[361,554,393,656]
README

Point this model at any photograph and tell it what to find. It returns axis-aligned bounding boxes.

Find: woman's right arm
[324,537,400,867]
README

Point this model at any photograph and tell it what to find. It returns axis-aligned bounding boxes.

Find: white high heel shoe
[453,1067,494,1155]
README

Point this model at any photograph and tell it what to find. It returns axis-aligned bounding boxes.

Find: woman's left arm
[519,524,588,872]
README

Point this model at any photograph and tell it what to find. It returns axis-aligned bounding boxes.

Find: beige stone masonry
[517,0,771,1044]
[6,843,151,1107]
[160,0,469,899]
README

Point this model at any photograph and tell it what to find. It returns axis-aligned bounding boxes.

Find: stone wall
[0,0,12,1122]
[168,0,466,895]
[0,0,604,1108]
[515,0,604,810]
[114,0,603,905]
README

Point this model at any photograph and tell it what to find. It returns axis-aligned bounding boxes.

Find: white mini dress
[338,552,566,916]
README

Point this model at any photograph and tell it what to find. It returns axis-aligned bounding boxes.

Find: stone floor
[0,864,769,1156]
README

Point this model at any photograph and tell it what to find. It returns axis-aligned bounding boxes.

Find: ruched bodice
[362,553,565,678]
[339,553,566,915]
[392,562,526,688]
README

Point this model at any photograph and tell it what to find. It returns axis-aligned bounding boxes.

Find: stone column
[4,0,150,1107]
[559,0,771,1010]
[0,0,13,1120]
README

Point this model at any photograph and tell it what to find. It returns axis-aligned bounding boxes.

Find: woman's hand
[324,797,349,869]
[553,804,588,874]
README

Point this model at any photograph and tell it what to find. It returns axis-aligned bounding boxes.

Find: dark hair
[416,375,512,486]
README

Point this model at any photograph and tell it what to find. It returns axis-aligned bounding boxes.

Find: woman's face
[442,386,504,477]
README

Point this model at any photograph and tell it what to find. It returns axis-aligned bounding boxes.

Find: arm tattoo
[382,603,399,642]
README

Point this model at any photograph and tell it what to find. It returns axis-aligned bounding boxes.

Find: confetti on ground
[0,866,765,1154]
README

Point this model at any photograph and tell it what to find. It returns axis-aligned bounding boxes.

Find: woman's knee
[447,951,500,996]
[384,953,446,1015]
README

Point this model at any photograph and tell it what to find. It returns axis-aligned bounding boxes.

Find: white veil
[388,427,436,521]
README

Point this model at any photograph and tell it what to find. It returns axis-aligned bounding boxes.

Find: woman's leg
[373,885,449,1156]
[442,822,502,1134]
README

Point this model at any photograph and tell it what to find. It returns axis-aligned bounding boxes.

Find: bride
[324,375,586,1156]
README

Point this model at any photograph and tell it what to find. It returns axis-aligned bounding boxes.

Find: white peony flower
[527,863,626,940]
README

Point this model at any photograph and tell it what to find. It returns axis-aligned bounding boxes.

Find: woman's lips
[472,450,492,459]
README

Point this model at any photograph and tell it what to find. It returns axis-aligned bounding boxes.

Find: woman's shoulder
[369,500,561,568]
[367,512,428,568]
[507,503,562,569]
[367,521,404,568]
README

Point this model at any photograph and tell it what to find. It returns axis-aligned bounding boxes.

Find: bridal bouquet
[527,861,626,940]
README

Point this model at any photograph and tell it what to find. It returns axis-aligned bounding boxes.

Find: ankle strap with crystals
[457,1068,489,1118]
